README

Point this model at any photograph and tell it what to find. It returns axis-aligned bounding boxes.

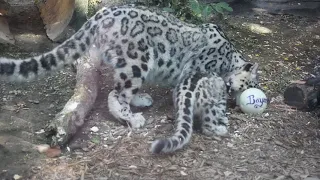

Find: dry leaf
[45,146,62,158]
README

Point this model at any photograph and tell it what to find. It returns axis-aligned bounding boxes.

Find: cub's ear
[242,63,253,72]
[251,63,259,74]
[242,63,259,74]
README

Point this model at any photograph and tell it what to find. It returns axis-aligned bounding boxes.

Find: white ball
[238,88,268,114]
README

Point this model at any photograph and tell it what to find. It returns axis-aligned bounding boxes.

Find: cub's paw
[129,112,146,129]
[213,125,228,136]
[202,124,228,137]
[131,93,153,107]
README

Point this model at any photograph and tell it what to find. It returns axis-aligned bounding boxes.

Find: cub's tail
[151,74,197,154]
[0,7,109,82]
[150,100,194,154]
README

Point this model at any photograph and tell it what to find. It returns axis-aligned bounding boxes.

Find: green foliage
[91,136,100,144]
[141,0,233,23]
[188,0,233,22]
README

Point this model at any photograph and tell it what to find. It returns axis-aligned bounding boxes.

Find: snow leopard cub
[151,71,228,153]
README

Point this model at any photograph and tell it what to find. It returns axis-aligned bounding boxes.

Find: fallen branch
[45,46,101,146]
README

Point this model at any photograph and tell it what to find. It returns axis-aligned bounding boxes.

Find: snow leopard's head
[226,63,259,94]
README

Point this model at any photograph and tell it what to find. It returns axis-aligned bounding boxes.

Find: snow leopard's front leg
[151,72,204,154]
[108,90,146,128]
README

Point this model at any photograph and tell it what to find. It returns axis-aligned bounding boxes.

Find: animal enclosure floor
[0,8,320,180]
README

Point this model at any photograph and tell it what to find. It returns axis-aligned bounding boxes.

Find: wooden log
[37,0,76,42]
[45,45,101,146]
[283,82,319,111]
[0,0,10,16]
[0,16,15,44]
[0,1,14,44]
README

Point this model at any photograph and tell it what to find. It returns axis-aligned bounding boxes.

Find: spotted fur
[151,71,229,153]
[0,4,259,153]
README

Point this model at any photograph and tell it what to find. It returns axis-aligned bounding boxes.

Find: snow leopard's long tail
[0,7,110,82]
[151,73,200,154]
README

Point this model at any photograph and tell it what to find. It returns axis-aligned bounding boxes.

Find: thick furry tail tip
[150,139,167,154]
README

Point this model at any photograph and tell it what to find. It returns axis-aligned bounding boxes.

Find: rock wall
[206,0,320,16]
[5,0,34,6]
[252,0,320,11]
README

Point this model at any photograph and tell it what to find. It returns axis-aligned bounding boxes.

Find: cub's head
[226,63,259,94]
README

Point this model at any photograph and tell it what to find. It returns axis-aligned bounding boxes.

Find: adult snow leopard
[0,4,259,153]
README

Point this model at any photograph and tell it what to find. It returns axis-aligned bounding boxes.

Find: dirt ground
[0,5,320,180]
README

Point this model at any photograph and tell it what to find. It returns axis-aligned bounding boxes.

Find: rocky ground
[0,4,320,180]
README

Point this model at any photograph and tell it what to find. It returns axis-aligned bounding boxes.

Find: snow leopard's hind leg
[151,72,204,154]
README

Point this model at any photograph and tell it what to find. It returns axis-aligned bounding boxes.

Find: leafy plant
[188,0,233,22]
[213,2,233,14]
[91,136,100,144]
[137,0,233,23]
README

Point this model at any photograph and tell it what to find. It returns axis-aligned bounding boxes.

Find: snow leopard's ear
[242,63,258,74]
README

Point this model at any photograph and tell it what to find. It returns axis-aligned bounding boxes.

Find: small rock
[28,100,40,104]
[9,90,22,95]
[263,113,270,117]
[198,144,205,151]
[35,129,45,134]
[224,171,232,177]
[180,171,187,176]
[213,148,219,153]
[168,165,178,170]
[129,165,137,169]
[82,147,90,152]
[227,142,234,148]
[13,174,22,180]
[90,126,99,132]
[49,104,55,109]
[160,119,166,123]
[35,144,50,153]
